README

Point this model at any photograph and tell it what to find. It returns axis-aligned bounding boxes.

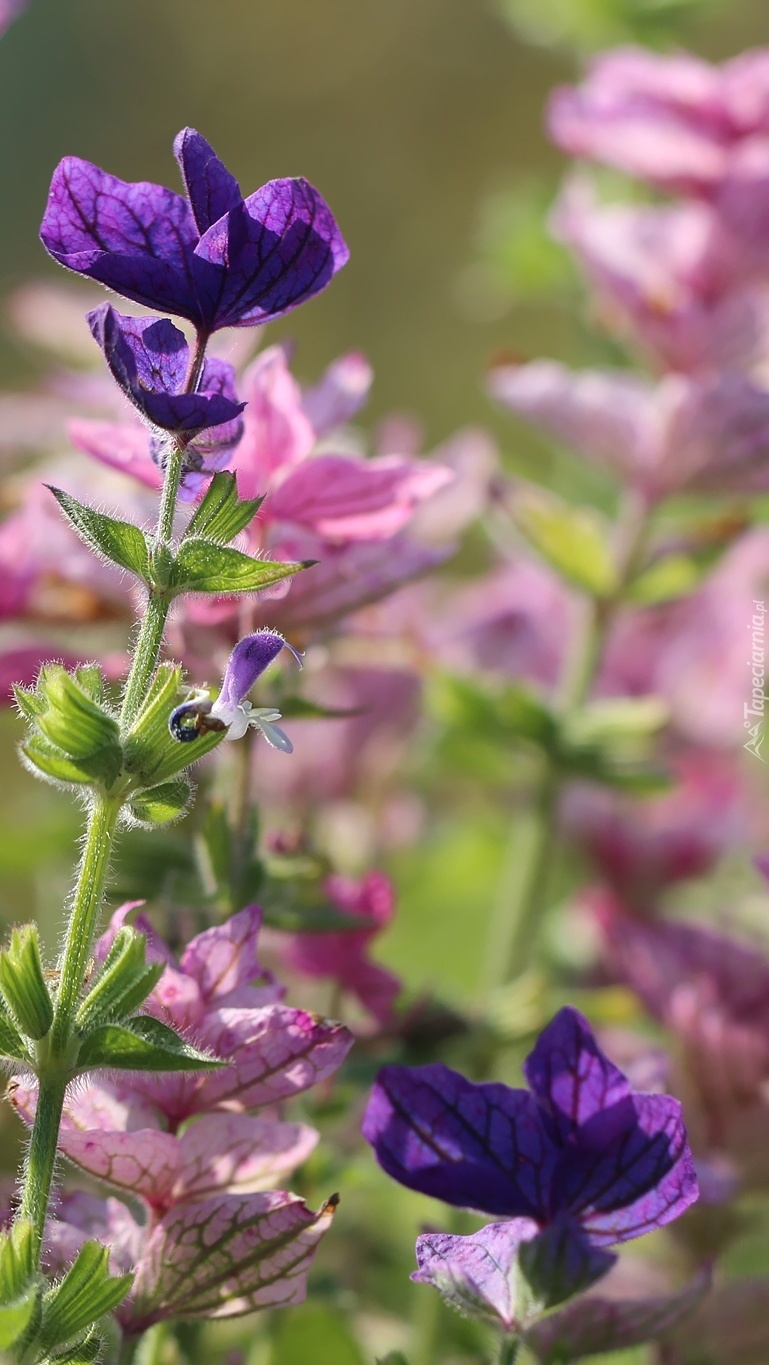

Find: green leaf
[513,486,619,597]
[76,926,165,1031]
[22,735,122,788]
[173,537,309,595]
[0,1221,36,1303]
[185,471,264,543]
[0,925,53,1040]
[48,486,150,579]
[76,1016,222,1073]
[73,665,104,704]
[128,779,192,826]
[40,1243,132,1351]
[627,553,703,605]
[0,1282,39,1350]
[431,674,558,749]
[268,1301,366,1365]
[564,697,669,748]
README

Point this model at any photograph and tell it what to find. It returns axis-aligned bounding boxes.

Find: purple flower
[40,128,349,335]
[169,630,301,750]
[362,1007,697,1248]
[87,303,244,439]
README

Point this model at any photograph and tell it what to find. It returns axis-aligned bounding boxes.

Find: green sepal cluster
[0,1231,123,1361]
[184,470,264,543]
[76,1014,221,1074]
[16,664,123,790]
[0,1221,41,1353]
[75,925,164,1032]
[430,674,669,792]
[122,664,227,790]
[0,924,54,1041]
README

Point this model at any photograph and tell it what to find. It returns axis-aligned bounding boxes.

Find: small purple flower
[169,630,301,750]
[363,1007,697,1249]
[413,1216,615,1332]
[87,303,244,439]
[40,129,349,335]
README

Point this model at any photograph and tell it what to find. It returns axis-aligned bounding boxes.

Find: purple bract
[362,1007,697,1246]
[40,128,349,335]
[88,303,244,439]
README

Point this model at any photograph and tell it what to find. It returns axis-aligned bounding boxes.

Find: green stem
[15,332,211,1265]
[498,1338,520,1365]
[51,790,122,1048]
[17,1070,67,1252]
[491,489,653,985]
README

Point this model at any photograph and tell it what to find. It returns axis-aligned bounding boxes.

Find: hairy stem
[16,331,211,1265]
[498,1338,520,1365]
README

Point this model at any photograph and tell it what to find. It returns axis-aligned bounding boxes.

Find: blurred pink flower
[552,179,769,374]
[489,361,769,501]
[282,871,401,1027]
[563,753,744,909]
[548,47,769,194]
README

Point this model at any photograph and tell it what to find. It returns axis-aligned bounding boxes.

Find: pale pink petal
[131,1191,338,1324]
[180,904,282,1006]
[68,417,162,490]
[175,1113,318,1201]
[268,453,453,540]
[302,351,373,435]
[230,346,315,498]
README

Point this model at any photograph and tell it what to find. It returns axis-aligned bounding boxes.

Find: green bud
[149,540,176,591]
[39,1242,132,1352]
[36,666,121,761]
[76,926,165,1032]
[0,925,54,1040]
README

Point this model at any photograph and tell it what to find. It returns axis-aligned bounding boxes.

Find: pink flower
[10,905,353,1332]
[548,48,745,194]
[593,892,769,1181]
[489,361,769,501]
[551,179,769,374]
[282,871,401,1027]
[562,753,744,910]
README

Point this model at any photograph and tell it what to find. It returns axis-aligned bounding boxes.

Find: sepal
[21,735,122,788]
[46,1329,102,1363]
[0,925,54,1040]
[39,1243,132,1354]
[48,486,151,580]
[185,471,264,543]
[123,665,227,787]
[36,665,120,761]
[173,537,309,595]
[128,779,192,826]
[76,926,165,1031]
[0,1008,32,1065]
[76,1015,223,1074]
[0,1221,41,1351]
